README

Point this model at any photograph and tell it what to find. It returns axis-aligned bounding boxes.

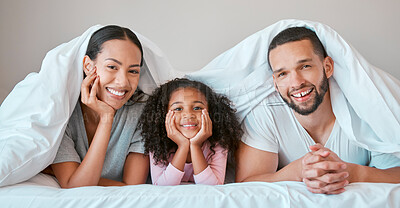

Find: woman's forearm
[64,119,113,187]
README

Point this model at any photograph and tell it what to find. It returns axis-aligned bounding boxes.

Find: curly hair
[138,78,243,166]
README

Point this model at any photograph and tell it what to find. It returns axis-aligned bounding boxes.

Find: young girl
[50,25,149,188]
[139,78,243,185]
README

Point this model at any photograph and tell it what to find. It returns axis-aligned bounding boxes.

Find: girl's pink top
[150,142,227,185]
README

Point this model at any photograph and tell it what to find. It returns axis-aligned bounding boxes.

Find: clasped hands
[301,143,350,194]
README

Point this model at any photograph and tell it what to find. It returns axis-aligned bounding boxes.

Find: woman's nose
[115,70,129,86]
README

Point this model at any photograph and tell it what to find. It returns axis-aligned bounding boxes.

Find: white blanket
[187,19,400,156]
[0,173,399,208]
[0,25,175,187]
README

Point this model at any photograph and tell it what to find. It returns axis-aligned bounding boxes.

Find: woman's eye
[129,69,139,74]
[107,65,117,70]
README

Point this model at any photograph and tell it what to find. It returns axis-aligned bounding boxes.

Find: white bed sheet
[0,173,398,208]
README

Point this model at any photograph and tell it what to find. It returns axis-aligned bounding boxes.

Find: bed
[1,19,400,208]
[0,173,399,207]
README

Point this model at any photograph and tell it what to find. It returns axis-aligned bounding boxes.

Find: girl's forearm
[170,142,190,171]
[190,144,208,175]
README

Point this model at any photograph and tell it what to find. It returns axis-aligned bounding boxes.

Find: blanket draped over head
[0,25,175,187]
[187,19,400,157]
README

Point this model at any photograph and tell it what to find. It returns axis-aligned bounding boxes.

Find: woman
[50,25,149,188]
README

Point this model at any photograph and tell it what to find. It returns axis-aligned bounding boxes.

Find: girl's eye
[193,107,203,110]
[129,69,139,74]
[173,107,182,111]
[302,65,311,69]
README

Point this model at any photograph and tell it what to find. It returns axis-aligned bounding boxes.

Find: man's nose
[289,71,306,88]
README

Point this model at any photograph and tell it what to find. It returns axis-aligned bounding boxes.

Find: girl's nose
[182,110,196,118]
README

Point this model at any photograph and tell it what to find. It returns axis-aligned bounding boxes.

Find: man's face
[269,39,333,115]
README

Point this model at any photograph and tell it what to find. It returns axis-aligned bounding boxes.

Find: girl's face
[84,39,142,110]
[168,87,209,138]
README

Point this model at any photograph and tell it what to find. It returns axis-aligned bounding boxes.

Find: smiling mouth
[181,124,197,128]
[106,87,127,96]
[292,88,313,98]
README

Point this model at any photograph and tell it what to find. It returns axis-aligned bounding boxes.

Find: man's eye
[278,72,286,77]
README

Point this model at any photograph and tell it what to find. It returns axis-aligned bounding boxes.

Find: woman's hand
[165,110,189,147]
[81,68,115,121]
[190,109,212,147]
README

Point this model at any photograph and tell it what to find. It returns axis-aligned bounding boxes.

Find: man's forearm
[243,158,303,182]
[348,164,400,183]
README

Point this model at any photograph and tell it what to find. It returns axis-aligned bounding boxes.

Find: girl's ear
[82,55,95,76]
[323,56,334,79]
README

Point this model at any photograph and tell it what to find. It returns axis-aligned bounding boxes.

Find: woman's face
[86,39,142,110]
[168,87,209,138]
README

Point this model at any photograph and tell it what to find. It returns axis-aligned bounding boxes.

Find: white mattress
[0,173,398,208]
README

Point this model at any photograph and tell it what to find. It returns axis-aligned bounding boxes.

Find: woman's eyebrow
[129,64,141,68]
[105,58,140,68]
[105,58,122,65]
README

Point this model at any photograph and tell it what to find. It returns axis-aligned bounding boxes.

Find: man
[235,27,400,194]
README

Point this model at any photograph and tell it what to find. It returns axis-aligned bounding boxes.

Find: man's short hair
[267,27,328,70]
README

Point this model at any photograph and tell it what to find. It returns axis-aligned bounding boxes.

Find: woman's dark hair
[86,25,143,66]
[139,78,243,165]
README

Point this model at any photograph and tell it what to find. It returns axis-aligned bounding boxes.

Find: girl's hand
[81,68,115,121]
[165,110,189,147]
[190,109,212,147]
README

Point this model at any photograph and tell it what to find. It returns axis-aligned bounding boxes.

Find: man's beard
[277,72,329,116]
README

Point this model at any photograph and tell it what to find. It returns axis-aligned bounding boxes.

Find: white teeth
[293,89,312,98]
[107,88,126,96]
[182,124,196,127]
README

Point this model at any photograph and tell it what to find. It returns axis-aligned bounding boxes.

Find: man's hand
[301,144,349,194]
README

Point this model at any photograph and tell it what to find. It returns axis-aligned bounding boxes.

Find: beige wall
[1,0,399,102]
